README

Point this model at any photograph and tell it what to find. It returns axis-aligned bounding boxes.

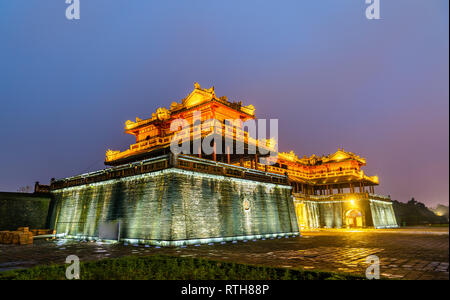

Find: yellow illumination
[333,153,347,161]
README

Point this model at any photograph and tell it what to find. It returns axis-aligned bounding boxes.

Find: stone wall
[0,192,53,230]
[52,168,299,245]
[370,200,398,228]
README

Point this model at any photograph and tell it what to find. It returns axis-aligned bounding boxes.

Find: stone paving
[0,228,448,280]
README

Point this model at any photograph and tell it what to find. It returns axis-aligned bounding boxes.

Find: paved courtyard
[0,228,448,280]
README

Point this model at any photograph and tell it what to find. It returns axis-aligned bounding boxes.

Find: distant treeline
[392,198,449,226]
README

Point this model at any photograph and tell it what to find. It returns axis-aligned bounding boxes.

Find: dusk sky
[0,1,448,207]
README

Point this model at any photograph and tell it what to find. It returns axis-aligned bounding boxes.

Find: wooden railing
[51,154,289,191]
[106,122,275,163]
[51,156,169,190]
[292,192,392,203]
[176,155,288,185]
[245,161,379,185]
[368,193,391,201]
[245,161,363,180]
[106,136,173,162]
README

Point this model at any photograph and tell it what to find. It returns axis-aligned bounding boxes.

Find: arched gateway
[345,209,363,228]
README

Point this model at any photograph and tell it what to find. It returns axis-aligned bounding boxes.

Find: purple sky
[0,1,448,207]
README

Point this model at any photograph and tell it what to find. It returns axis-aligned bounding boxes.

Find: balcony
[106,136,172,162]
[292,192,391,203]
[106,122,276,163]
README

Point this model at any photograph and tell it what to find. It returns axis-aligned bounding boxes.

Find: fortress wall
[319,202,343,228]
[52,168,298,245]
[0,192,53,230]
[369,200,398,228]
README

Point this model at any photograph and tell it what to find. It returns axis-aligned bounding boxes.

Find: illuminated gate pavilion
[265,150,398,230]
[50,83,397,245]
